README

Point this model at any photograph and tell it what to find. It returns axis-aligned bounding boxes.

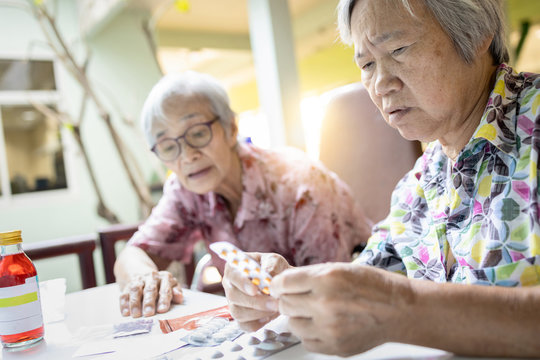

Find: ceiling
[91,0,540,110]
[153,0,324,33]
[128,0,341,90]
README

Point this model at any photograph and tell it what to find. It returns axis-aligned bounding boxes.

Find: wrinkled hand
[270,263,415,356]
[223,252,291,332]
[119,270,183,318]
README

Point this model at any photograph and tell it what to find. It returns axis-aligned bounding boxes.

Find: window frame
[0,53,77,208]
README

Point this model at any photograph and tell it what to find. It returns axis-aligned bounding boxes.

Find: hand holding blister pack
[209,242,273,296]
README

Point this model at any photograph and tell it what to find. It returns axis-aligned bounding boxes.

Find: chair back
[24,234,97,289]
[319,83,423,224]
[98,223,197,286]
[98,223,140,284]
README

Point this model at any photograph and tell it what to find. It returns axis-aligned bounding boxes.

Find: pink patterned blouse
[128,143,371,273]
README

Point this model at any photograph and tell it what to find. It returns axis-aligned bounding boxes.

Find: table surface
[0,284,504,360]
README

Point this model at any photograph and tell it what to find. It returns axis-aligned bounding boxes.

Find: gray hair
[337,0,509,65]
[141,71,235,146]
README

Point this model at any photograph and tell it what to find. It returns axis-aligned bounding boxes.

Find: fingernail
[266,300,278,311]
[122,308,129,316]
[158,304,167,312]
[144,306,153,315]
[132,307,141,317]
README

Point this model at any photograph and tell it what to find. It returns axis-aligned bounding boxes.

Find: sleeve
[354,155,428,274]
[287,162,372,266]
[127,174,203,264]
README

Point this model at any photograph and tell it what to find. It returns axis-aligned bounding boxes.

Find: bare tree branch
[25,0,155,218]
[30,101,120,223]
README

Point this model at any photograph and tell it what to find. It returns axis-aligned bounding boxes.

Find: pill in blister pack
[181,317,243,347]
[209,242,273,295]
[194,327,300,360]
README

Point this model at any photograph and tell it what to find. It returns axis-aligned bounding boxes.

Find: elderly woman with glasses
[222,0,540,357]
[113,71,371,318]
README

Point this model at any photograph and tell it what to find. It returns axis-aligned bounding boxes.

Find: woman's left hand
[223,252,291,331]
[270,263,416,357]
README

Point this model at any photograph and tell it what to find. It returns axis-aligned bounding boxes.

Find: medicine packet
[159,305,232,334]
[181,317,243,347]
[209,242,273,295]
[113,318,153,338]
[193,316,300,360]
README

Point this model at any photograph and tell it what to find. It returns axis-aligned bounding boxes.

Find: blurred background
[0,0,538,292]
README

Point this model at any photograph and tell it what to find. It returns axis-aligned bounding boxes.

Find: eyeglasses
[151,117,220,161]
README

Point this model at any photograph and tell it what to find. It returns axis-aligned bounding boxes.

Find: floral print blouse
[357,64,540,287]
[129,143,371,274]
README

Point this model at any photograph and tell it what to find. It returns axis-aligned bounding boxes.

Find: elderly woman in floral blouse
[223,0,540,357]
[113,71,371,318]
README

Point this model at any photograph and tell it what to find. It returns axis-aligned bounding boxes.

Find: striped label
[0,276,43,335]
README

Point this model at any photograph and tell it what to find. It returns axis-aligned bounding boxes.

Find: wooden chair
[23,234,97,289]
[99,223,142,284]
[98,223,195,286]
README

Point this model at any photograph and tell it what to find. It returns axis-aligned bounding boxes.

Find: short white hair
[337,0,509,65]
[141,71,235,146]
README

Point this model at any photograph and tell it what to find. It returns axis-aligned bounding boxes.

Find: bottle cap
[0,230,22,245]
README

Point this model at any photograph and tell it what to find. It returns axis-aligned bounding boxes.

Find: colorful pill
[209,241,273,296]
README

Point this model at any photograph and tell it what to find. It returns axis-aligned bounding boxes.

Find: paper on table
[72,330,189,358]
[72,339,116,357]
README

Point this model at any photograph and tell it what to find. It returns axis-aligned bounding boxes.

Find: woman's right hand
[118,270,183,318]
[223,252,291,331]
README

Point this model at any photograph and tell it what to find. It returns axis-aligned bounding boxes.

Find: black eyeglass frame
[151,116,220,161]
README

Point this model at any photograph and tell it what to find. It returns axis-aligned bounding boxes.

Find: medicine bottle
[0,230,44,348]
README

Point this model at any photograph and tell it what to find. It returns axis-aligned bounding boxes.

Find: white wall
[0,1,162,292]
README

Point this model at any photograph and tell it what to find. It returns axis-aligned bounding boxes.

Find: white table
[0,284,485,360]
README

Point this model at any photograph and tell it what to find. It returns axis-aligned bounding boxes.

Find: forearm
[114,246,158,289]
[400,280,540,357]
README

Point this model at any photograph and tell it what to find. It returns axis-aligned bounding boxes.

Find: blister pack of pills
[209,242,273,295]
[181,317,243,347]
[194,318,300,360]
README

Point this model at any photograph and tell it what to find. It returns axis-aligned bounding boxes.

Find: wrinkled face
[350,0,484,142]
[152,96,237,194]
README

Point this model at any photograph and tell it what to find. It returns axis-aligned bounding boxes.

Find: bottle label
[0,276,43,335]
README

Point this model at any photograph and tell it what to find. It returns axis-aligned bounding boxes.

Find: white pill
[258,340,284,351]
[230,343,243,352]
[190,333,208,342]
[263,329,277,340]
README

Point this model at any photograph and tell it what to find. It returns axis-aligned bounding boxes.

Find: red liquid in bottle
[0,252,44,346]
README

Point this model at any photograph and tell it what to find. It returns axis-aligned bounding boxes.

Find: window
[0,59,56,91]
[0,58,67,198]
